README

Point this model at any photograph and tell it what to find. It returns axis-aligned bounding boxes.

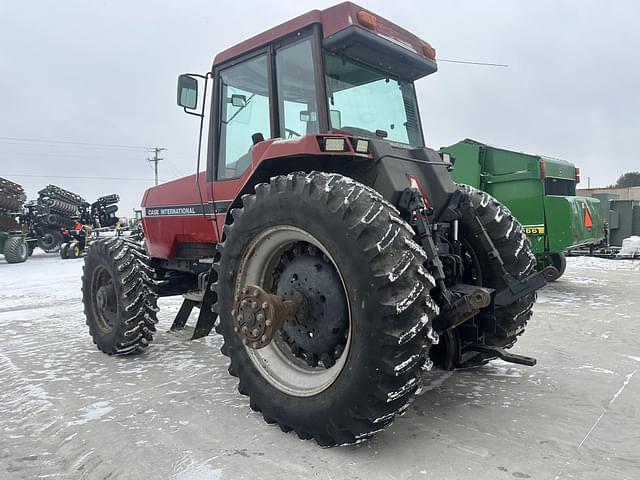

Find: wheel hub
[232,285,296,349]
[275,244,348,367]
[96,285,114,312]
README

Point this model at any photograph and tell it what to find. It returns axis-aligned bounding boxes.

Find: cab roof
[213,1,437,79]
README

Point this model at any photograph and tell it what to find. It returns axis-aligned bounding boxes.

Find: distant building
[577,186,640,201]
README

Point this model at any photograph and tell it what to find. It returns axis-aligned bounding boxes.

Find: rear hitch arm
[466,344,537,367]
[494,265,559,307]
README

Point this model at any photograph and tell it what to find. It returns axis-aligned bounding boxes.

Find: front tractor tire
[214,172,439,446]
[82,237,159,355]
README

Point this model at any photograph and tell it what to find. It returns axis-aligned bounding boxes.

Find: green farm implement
[442,139,604,279]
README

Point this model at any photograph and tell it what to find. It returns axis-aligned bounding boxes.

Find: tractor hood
[141,173,208,213]
[140,173,218,259]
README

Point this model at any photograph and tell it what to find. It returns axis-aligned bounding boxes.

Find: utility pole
[147,147,166,186]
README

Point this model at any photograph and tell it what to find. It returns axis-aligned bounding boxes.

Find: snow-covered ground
[1,253,639,479]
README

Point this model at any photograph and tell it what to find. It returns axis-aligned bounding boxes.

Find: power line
[5,173,159,182]
[164,158,184,177]
[437,58,509,67]
[0,136,151,150]
[0,151,147,160]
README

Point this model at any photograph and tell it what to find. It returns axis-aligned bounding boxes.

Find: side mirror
[329,109,342,128]
[177,74,198,109]
[231,94,247,108]
[299,110,317,123]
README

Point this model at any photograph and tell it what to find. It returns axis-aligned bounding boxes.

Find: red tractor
[82,2,557,445]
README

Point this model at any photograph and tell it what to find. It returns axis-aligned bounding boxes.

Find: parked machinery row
[0,177,121,263]
[22,184,87,252]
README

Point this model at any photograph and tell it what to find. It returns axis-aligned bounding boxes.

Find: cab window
[217,54,270,179]
[275,37,319,138]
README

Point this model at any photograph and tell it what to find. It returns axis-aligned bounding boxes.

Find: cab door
[208,51,273,228]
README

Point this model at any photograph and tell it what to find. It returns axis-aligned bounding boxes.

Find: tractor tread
[82,237,158,355]
[213,171,439,446]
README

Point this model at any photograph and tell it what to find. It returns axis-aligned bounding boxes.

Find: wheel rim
[41,234,55,249]
[235,226,351,397]
[91,265,118,333]
[18,243,27,259]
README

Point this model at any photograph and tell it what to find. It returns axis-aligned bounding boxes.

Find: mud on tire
[460,185,537,359]
[82,237,159,355]
[213,171,440,446]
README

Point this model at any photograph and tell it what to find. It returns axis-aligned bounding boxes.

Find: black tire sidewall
[4,237,28,263]
[219,191,392,429]
[83,243,126,350]
[215,174,438,442]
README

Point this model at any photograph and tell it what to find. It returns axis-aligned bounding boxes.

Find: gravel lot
[1,253,639,479]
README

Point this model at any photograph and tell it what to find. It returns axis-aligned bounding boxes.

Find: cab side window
[217,54,270,180]
[275,37,319,138]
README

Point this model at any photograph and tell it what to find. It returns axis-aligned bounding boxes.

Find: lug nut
[241,299,248,308]
[252,328,260,337]
[265,319,272,327]
[241,326,249,334]
[256,312,264,322]
[261,335,267,342]
[262,302,269,309]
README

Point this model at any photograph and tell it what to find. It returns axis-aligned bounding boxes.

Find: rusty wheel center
[233,226,351,397]
[232,285,297,349]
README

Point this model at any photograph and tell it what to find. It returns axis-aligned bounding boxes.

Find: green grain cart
[442,139,604,279]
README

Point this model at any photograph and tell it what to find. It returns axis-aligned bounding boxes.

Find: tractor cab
[176,2,437,183]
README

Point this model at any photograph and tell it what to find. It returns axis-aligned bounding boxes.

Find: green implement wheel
[549,252,567,280]
[3,236,28,264]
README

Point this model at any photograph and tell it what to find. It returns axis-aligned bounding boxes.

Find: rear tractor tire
[3,236,28,264]
[430,185,537,369]
[82,237,159,355]
[214,171,440,446]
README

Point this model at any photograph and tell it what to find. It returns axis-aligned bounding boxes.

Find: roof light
[323,137,346,152]
[421,43,437,60]
[357,11,377,30]
[355,139,369,154]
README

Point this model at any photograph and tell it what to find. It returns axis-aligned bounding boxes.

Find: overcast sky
[1,0,638,214]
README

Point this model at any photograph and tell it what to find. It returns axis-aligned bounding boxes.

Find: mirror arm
[183,72,211,118]
[191,72,212,217]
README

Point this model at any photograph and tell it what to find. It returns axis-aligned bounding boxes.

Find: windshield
[324,51,423,146]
